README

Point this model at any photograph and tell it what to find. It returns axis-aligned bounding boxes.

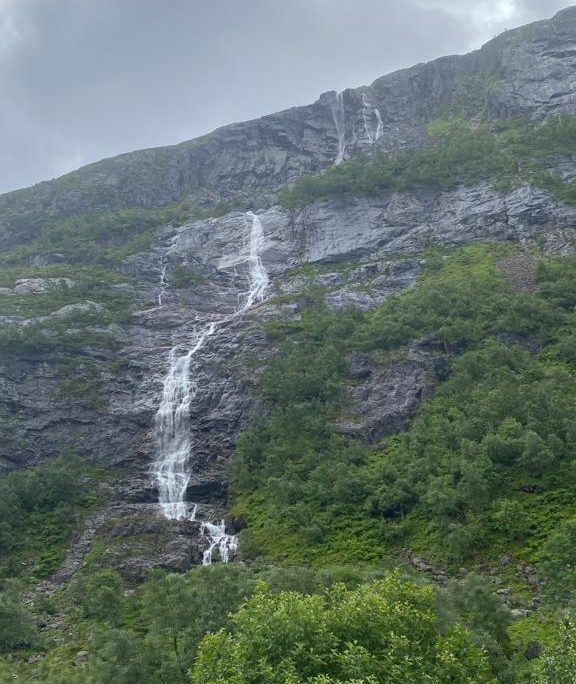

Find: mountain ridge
[1,5,575,245]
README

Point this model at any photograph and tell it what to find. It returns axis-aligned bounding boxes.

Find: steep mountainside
[2,6,576,683]
[1,5,575,245]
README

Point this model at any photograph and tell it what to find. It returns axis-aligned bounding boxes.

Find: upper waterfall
[238,211,269,313]
[361,93,383,144]
[330,91,346,166]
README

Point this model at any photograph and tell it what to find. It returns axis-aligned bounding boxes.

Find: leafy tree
[190,574,493,684]
[540,519,576,603]
[80,569,123,623]
[534,618,576,684]
[88,565,257,684]
[437,574,514,682]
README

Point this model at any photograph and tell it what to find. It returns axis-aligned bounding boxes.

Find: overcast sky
[0,0,571,195]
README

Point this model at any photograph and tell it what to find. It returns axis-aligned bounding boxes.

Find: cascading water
[153,321,217,520]
[330,91,346,165]
[152,211,269,562]
[201,520,238,565]
[238,211,269,313]
[158,257,168,306]
[361,93,383,144]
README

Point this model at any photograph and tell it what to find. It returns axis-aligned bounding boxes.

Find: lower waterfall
[151,211,268,563]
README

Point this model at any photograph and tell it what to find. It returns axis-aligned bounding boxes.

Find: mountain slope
[1,6,576,683]
[1,5,576,248]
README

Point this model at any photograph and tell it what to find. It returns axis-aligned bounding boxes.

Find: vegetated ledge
[279,116,576,209]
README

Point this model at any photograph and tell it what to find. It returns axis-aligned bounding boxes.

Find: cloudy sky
[0,0,571,194]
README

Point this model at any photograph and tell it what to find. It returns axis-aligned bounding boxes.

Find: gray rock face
[1,6,576,248]
[9,278,74,295]
[3,169,576,576]
[2,7,576,578]
[298,181,576,263]
[339,342,449,442]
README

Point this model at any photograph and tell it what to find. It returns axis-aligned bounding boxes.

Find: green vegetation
[0,455,97,581]
[169,263,205,289]
[533,618,576,683]
[280,116,576,208]
[0,318,122,353]
[232,246,576,578]
[3,246,576,681]
[3,563,518,683]
[2,111,576,681]
[0,585,38,654]
[192,573,492,684]
[0,202,192,268]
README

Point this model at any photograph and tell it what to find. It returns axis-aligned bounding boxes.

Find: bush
[191,573,493,683]
[0,585,38,652]
[534,618,576,684]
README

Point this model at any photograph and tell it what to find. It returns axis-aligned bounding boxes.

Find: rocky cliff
[1,6,576,580]
[1,5,576,246]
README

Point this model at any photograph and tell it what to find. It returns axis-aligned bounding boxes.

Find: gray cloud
[0,0,571,194]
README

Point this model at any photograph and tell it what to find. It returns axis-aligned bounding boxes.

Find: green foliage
[0,455,92,580]
[233,247,576,573]
[0,317,123,354]
[80,569,124,623]
[0,202,192,268]
[86,564,258,684]
[0,584,39,653]
[533,618,576,684]
[539,519,576,604]
[191,573,493,684]
[437,574,514,682]
[169,263,205,289]
[280,115,576,208]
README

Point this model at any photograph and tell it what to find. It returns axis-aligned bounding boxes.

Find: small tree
[534,619,576,684]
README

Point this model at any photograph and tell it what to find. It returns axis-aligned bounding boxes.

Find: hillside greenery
[3,113,576,682]
[1,562,520,683]
[191,573,493,684]
[2,246,576,681]
[232,247,576,572]
[280,115,576,208]
[0,455,98,581]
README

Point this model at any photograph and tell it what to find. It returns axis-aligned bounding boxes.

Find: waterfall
[238,211,269,313]
[330,91,346,165]
[361,93,383,144]
[151,212,269,561]
[153,321,217,520]
[201,520,238,565]
[158,257,168,306]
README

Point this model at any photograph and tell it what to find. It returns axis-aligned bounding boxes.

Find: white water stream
[152,212,268,563]
[158,258,169,307]
[361,93,383,144]
[331,91,346,165]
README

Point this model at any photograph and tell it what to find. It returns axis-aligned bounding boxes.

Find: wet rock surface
[3,6,576,579]
[339,342,450,442]
[2,175,576,578]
